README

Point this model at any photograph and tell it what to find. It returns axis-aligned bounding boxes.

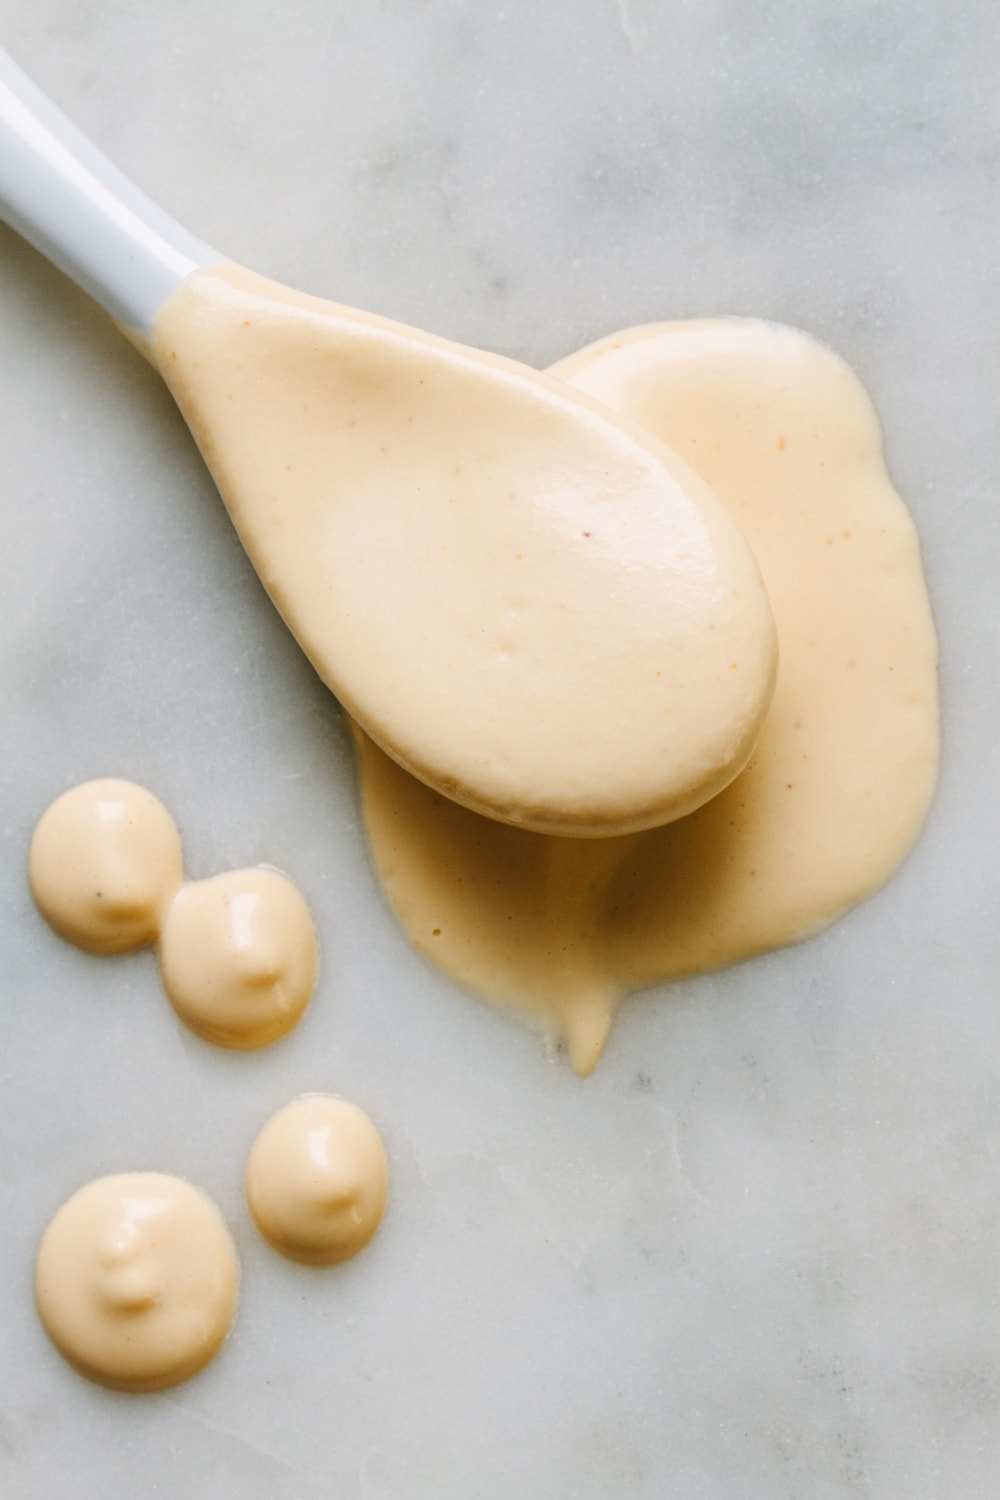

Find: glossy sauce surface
[354,320,940,1074]
[29,782,316,1050]
[153,264,777,836]
[35,1172,238,1392]
[246,1096,389,1265]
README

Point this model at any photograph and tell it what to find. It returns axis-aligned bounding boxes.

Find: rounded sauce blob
[153,265,778,836]
[35,1172,239,1391]
[29,780,183,954]
[159,868,318,1049]
[352,318,940,1074]
[245,1096,389,1265]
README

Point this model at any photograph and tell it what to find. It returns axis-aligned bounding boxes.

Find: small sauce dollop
[35,1172,239,1391]
[28,780,182,954]
[29,781,317,1050]
[246,1096,389,1265]
[159,868,317,1049]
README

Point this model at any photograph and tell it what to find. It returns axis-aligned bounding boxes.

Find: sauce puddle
[352,318,939,1074]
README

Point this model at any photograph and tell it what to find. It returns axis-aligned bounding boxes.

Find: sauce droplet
[245,1096,389,1265]
[35,1172,239,1392]
[28,780,183,954]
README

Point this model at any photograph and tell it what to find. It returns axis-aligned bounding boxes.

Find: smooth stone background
[1,4,998,1496]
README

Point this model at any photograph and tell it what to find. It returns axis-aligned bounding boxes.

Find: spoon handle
[0,49,217,333]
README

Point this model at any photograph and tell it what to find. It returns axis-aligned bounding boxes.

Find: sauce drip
[29,780,317,1050]
[28,780,182,955]
[159,868,317,1050]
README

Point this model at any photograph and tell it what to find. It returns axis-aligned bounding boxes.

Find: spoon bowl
[0,49,777,835]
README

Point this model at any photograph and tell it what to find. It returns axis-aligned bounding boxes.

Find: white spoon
[0,50,777,837]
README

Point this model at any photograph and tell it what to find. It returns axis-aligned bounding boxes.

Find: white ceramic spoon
[0,51,214,328]
[0,50,777,837]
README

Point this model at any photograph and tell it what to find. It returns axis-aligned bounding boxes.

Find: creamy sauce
[35,1172,238,1391]
[28,780,183,955]
[29,782,316,1050]
[354,319,940,1075]
[152,263,778,837]
[245,1096,389,1265]
[159,868,317,1049]
[29,317,938,1077]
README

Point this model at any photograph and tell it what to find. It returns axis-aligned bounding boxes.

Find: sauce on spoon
[152,263,777,837]
[353,318,940,1073]
[246,1096,389,1266]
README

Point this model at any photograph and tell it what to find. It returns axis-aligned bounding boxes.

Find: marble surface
[1,3,998,1495]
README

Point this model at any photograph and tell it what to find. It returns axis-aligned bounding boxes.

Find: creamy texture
[35,1172,238,1392]
[245,1096,389,1265]
[30,782,316,1050]
[354,319,940,1075]
[28,780,183,954]
[159,868,317,1049]
[152,263,777,836]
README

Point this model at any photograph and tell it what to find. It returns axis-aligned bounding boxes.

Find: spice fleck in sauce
[28,780,182,955]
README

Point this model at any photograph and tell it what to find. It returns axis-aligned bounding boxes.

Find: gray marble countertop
[1,4,998,1496]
